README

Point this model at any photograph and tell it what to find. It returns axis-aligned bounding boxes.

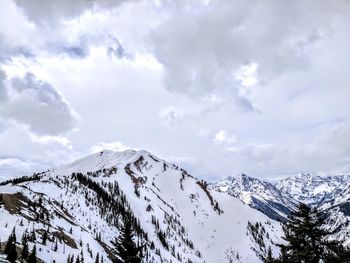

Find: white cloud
[90,141,132,153]
[0,0,350,180]
[213,130,237,145]
[30,134,73,150]
[159,106,184,126]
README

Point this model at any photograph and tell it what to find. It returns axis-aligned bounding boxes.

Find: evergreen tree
[271,203,350,263]
[4,230,15,254]
[12,227,16,244]
[28,244,37,263]
[6,243,17,263]
[95,252,100,263]
[30,228,36,241]
[42,230,48,245]
[21,235,29,259]
[54,238,58,251]
[111,216,142,263]
[5,227,17,263]
[264,247,276,263]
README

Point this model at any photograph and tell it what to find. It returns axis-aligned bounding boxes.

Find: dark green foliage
[111,216,142,263]
[157,230,169,250]
[28,244,37,263]
[268,203,350,263]
[72,173,147,242]
[0,173,41,186]
[42,230,48,245]
[5,227,17,263]
[6,243,17,263]
[54,238,58,252]
[21,231,29,259]
[248,221,267,252]
[5,227,16,254]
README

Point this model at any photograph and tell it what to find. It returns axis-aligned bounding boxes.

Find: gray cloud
[0,157,43,180]
[0,70,7,101]
[0,38,34,62]
[0,71,77,135]
[151,0,349,110]
[13,0,135,24]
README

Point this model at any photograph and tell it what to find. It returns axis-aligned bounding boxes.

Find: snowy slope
[0,150,282,263]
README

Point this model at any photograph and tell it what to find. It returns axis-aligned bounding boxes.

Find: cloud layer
[0,71,77,135]
[0,0,349,180]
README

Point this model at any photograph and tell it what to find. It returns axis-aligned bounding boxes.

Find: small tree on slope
[28,244,37,263]
[5,227,17,263]
[111,216,142,263]
[265,203,350,263]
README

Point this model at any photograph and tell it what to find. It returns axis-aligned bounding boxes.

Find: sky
[0,0,349,181]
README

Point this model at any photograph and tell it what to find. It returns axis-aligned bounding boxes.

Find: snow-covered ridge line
[0,149,282,263]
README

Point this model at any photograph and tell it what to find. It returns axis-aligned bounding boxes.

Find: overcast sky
[0,0,349,181]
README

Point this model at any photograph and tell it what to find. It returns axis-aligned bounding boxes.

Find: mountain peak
[55,149,161,175]
[276,173,350,205]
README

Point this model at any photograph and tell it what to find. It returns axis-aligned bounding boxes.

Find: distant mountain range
[211,172,350,246]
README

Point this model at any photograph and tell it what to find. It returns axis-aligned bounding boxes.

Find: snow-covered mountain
[212,172,350,246]
[277,173,350,245]
[210,174,297,222]
[0,150,281,263]
[276,173,350,205]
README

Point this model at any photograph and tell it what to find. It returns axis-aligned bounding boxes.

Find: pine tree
[6,242,17,263]
[21,234,29,259]
[5,227,17,262]
[264,246,275,263]
[54,238,58,251]
[4,230,15,254]
[111,216,142,263]
[42,230,48,245]
[28,244,37,263]
[273,203,349,263]
[30,228,36,241]
[95,252,100,263]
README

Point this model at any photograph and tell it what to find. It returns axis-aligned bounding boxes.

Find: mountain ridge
[0,149,281,263]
